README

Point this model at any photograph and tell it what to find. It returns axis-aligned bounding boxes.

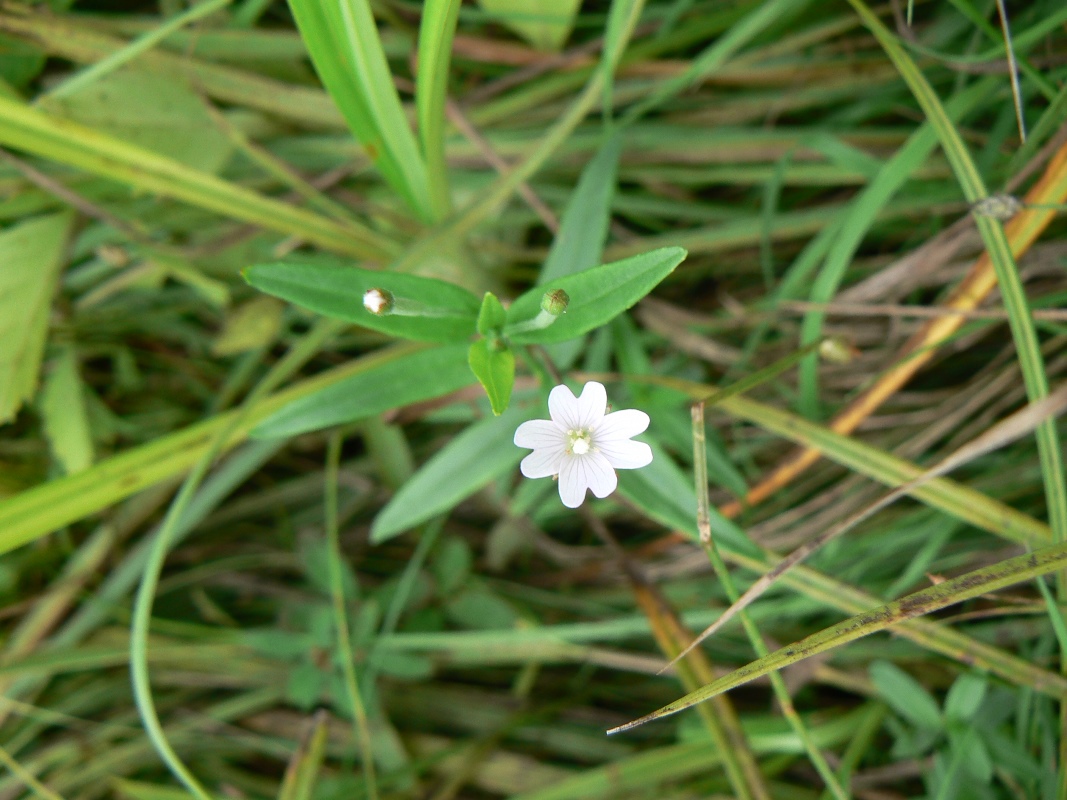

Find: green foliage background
[2,0,1067,798]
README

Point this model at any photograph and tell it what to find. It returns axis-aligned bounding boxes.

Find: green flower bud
[540,289,570,316]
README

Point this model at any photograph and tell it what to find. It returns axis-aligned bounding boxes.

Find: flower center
[568,429,593,455]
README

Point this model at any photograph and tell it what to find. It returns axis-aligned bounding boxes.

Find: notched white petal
[574,381,607,430]
[520,446,566,479]
[557,457,589,508]
[595,408,650,442]
[585,452,618,498]
[598,439,653,470]
[548,384,580,430]
[514,419,566,449]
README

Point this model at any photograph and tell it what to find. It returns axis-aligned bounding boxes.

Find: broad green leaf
[869,660,943,731]
[0,211,73,423]
[371,405,532,542]
[476,292,507,336]
[244,259,480,343]
[39,69,233,173]
[0,34,44,88]
[468,339,514,416]
[476,0,582,51]
[505,247,686,344]
[253,344,475,438]
[40,346,94,475]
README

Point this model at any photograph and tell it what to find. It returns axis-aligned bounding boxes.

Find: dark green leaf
[244,259,480,343]
[252,344,475,438]
[468,338,514,415]
[504,247,686,344]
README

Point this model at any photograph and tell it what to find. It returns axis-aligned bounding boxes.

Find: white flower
[514,381,653,508]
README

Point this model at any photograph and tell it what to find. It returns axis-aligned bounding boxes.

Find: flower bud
[971,194,1022,221]
[363,288,394,315]
[818,336,856,364]
[540,289,570,316]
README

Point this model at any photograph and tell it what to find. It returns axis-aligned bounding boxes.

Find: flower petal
[557,455,589,508]
[584,452,618,498]
[514,419,566,450]
[595,408,649,442]
[557,452,617,507]
[598,439,653,470]
[573,381,607,430]
[548,384,580,430]
[520,446,566,479]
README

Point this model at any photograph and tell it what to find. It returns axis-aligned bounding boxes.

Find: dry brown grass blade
[720,137,1067,519]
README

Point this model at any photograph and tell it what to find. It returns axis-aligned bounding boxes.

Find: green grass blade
[610,539,1067,734]
[0,95,394,260]
[415,0,461,219]
[845,0,1067,564]
[288,0,433,222]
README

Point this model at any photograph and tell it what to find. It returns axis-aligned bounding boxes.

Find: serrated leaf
[371,405,532,542]
[40,346,94,475]
[253,344,475,438]
[0,212,73,424]
[476,291,507,336]
[244,259,480,343]
[504,247,686,344]
[468,338,514,415]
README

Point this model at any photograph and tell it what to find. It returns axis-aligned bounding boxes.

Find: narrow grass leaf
[0,95,391,259]
[288,0,432,221]
[252,344,475,438]
[371,405,532,542]
[415,0,461,219]
[609,540,1067,734]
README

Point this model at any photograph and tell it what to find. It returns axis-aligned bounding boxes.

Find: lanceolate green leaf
[0,211,73,423]
[609,540,1067,734]
[252,344,475,438]
[371,405,532,543]
[468,339,514,416]
[505,247,686,344]
[288,0,433,222]
[244,259,480,343]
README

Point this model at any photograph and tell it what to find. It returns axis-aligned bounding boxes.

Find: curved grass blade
[609,539,1067,735]
[0,95,392,260]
